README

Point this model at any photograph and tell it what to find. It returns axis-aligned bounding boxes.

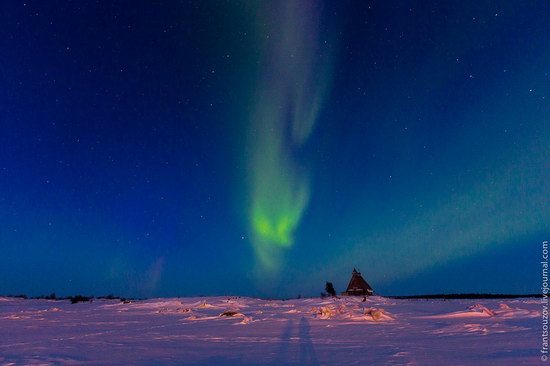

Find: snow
[0,296,541,365]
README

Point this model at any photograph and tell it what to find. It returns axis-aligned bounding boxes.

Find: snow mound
[493,303,540,318]
[433,322,530,336]
[310,304,394,322]
[197,302,217,309]
[218,311,253,325]
[420,303,495,319]
[363,307,395,321]
[314,306,337,319]
[469,304,496,316]
[219,310,244,317]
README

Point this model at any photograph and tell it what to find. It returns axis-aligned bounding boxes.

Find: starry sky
[1,1,549,298]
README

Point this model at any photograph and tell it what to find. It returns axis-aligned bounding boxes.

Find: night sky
[1,1,549,298]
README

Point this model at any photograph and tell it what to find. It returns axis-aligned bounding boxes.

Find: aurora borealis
[1,1,549,298]
[248,1,332,271]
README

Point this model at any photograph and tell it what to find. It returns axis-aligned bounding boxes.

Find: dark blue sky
[1,1,548,298]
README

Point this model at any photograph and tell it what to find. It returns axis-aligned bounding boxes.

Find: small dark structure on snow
[342,268,374,296]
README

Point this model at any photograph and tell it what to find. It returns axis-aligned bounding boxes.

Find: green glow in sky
[247,2,331,271]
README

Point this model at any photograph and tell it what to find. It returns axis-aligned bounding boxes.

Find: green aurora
[247,2,332,271]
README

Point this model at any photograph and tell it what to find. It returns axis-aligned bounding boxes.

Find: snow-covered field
[0,296,541,365]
